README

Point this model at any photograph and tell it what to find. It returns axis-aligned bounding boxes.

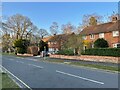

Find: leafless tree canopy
[50,22,59,35]
[61,22,76,34]
[5,14,35,39]
[37,29,49,39]
[82,13,103,27]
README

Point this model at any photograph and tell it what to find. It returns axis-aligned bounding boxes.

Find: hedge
[82,48,120,57]
[57,49,74,56]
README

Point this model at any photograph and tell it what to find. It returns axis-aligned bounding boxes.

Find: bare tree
[37,29,49,39]
[5,14,34,39]
[61,22,75,34]
[50,22,59,35]
[82,13,103,27]
[2,33,14,52]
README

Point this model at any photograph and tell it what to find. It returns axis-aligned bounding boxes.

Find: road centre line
[56,70,104,85]
[9,58,14,61]
[28,64,44,69]
[16,61,24,64]
[0,65,32,90]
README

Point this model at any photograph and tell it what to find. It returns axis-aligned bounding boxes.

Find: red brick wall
[85,31,119,48]
[50,54,119,63]
[48,42,61,50]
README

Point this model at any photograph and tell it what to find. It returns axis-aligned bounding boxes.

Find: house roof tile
[80,20,120,35]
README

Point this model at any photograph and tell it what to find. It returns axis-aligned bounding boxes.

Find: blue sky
[3,2,118,33]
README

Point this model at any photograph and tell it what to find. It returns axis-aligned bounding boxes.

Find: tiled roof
[80,20,120,35]
[42,36,53,42]
[42,33,75,42]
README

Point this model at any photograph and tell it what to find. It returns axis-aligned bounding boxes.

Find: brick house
[80,17,120,49]
[42,33,74,53]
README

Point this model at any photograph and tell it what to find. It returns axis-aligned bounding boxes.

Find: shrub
[94,38,109,48]
[14,39,30,54]
[27,46,38,56]
[57,49,74,56]
[82,48,120,57]
[17,48,27,54]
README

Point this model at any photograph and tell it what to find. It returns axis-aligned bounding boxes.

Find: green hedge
[57,49,74,56]
[82,48,120,57]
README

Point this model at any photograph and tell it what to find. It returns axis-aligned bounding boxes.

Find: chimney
[54,33,56,36]
[112,16,118,22]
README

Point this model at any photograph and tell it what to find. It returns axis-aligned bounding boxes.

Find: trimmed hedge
[82,48,120,57]
[57,49,74,56]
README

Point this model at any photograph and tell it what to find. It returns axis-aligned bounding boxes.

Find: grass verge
[43,59,120,72]
[1,72,21,89]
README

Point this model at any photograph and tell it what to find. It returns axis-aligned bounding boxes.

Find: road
[2,55,119,89]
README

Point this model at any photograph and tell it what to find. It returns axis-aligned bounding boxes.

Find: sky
[2,2,118,33]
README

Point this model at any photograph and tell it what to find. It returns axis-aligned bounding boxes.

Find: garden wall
[50,54,119,63]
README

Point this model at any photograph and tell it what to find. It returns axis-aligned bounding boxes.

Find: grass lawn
[43,59,120,72]
[1,72,21,89]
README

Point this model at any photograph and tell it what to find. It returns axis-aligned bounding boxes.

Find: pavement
[2,55,119,89]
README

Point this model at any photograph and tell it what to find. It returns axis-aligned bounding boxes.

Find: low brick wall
[17,53,33,56]
[50,54,119,63]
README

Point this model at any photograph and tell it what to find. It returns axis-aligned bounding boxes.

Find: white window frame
[48,42,50,44]
[113,31,119,37]
[113,43,120,48]
[90,34,95,39]
[92,44,94,48]
[54,42,57,44]
[99,33,104,38]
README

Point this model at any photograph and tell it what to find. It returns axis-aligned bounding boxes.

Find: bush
[94,38,109,48]
[27,46,38,56]
[57,49,74,56]
[14,39,30,54]
[17,48,27,54]
[82,48,120,57]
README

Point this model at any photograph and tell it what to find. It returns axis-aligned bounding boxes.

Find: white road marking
[28,64,43,69]
[9,59,14,61]
[16,57,21,58]
[56,70,104,85]
[0,65,32,90]
[16,61,24,64]
[28,59,37,61]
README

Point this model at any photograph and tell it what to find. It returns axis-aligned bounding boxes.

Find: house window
[54,42,57,44]
[83,45,87,50]
[113,43,120,48]
[82,35,87,40]
[99,33,104,38]
[90,34,94,39]
[48,42,50,44]
[92,44,94,48]
[113,31,119,37]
